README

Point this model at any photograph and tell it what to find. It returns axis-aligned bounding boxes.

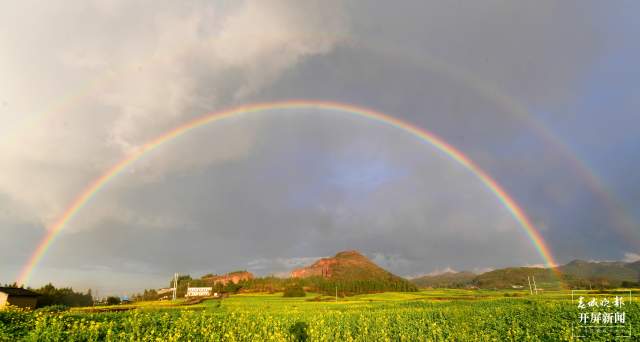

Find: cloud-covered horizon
[1,1,639,295]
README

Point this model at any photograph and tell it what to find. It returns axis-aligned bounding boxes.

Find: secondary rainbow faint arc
[8,41,634,246]
[16,100,559,286]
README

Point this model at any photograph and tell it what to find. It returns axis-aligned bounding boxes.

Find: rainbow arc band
[17,100,559,286]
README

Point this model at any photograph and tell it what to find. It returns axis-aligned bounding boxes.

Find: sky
[1,0,639,295]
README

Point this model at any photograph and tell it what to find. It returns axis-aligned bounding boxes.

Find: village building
[185,287,213,297]
[156,288,174,300]
[0,287,40,309]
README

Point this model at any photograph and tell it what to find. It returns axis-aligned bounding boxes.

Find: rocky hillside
[291,250,397,280]
[290,250,417,292]
[203,271,254,285]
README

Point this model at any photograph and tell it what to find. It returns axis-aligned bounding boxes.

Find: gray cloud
[24,112,539,292]
[1,1,637,294]
[0,0,348,225]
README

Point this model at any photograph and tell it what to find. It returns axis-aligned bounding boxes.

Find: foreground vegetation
[1,290,637,341]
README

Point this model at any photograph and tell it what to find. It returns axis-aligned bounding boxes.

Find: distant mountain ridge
[411,271,476,288]
[558,259,640,283]
[411,258,640,289]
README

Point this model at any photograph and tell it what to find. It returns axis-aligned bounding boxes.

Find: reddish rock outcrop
[203,271,254,285]
[291,258,336,278]
[290,250,373,279]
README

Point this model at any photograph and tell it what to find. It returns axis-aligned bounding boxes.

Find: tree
[224,281,242,293]
[106,296,121,305]
[35,283,93,308]
[132,289,158,302]
[283,284,306,297]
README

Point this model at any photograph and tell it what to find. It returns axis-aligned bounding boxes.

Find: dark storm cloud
[255,44,635,261]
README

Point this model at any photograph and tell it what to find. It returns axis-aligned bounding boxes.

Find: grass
[2,289,638,340]
[70,289,636,312]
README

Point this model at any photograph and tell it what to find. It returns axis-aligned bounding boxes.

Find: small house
[157,288,174,300]
[0,287,40,309]
[185,287,213,297]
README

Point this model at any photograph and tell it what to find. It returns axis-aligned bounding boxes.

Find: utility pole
[335,286,338,302]
[532,276,538,295]
[527,276,533,295]
[173,273,178,301]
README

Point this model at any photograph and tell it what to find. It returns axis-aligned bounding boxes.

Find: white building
[185,287,213,297]
[157,288,174,295]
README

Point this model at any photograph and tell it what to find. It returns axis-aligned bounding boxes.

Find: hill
[473,267,560,289]
[411,271,476,288]
[290,250,417,293]
[291,250,403,281]
[410,259,640,290]
[202,271,254,285]
[558,260,639,284]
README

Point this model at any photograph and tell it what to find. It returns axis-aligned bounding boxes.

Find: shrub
[106,296,121,305]
[35,305,68,313]
[283,284,306,297]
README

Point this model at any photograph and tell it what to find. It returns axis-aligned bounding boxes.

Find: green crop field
[1,290,638,341]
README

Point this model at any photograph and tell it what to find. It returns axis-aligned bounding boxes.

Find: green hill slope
[411,271,476,288]
[558,260,639,283]
[473,267,560,289]
[411,259,640,290]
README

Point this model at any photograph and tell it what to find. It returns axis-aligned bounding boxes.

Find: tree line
[2,283,93,308]
[131,274,417,301]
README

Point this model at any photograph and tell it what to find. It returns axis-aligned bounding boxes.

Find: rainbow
[366,43,639,247]
[7,42,635,246]
[17,100,559,286]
